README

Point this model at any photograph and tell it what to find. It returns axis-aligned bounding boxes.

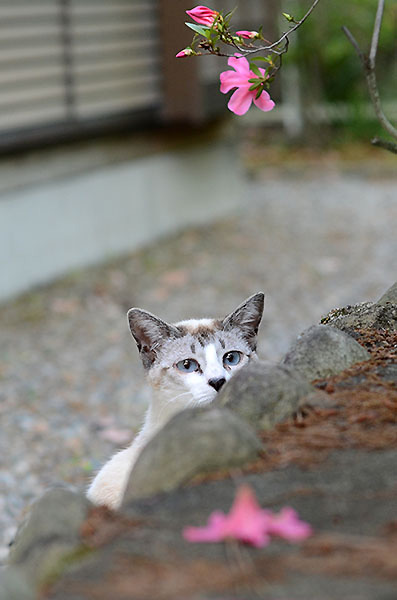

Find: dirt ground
[1,160,396,561]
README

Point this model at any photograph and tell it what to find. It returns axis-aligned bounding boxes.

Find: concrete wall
[0,135,242,302]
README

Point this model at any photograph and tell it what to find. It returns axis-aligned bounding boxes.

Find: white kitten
[87,293,264,509]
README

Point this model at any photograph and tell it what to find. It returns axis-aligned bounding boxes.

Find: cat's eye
[223,351,242,367]
[176,358,200,373]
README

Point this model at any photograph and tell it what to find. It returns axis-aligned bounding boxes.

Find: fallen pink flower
[220,54,275,116]
[267,507,313,541]
[186,5,219,26]
[176,48,194,58]
[236,30,259,39]
[183,485,271,547]
[183,485,312,547]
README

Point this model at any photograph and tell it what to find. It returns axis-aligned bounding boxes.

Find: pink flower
[236,30,259,39]
[186,5,219,26]
[267,507,313,541]
[176,48,194,58]
[183,485,312,548]
[220,54,275,116]
[183,486,271,547]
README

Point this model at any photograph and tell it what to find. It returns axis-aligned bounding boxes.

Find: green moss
[41,544,94,590]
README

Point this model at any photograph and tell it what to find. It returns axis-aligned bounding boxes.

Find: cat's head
[127,293,264,407]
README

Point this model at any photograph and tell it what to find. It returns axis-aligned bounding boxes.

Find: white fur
[87,295,263,510]
[87,338,248,509]
[87,388,195,509]
[204,343,228,381]
[86,340,237,510]
[175,318,216,331]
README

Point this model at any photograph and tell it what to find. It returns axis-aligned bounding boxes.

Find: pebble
[1,169,396,562]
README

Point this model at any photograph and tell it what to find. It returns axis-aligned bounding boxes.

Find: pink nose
[208,377,226,392]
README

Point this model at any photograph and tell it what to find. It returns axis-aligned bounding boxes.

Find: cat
[87,292,264,509]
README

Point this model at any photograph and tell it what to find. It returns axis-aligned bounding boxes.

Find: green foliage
[185,22,211,36]
[249,63,263,77]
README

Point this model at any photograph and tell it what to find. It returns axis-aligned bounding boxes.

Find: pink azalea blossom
[267,507,313,541]
[236,30,259,39]
[183,485,312,548]
[186,5,219,26]
[176,48,194,58]
[183,486,271,547]
[220,54,275,116]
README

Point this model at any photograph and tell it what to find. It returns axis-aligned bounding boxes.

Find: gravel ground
[1,166,396,562]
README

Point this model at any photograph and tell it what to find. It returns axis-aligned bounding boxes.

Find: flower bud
[176,47,194,58]
[236,30,259,40]
[186,5,219,26]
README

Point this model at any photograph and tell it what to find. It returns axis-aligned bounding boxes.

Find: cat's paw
[86,475,125,510]
[86,444,139,510]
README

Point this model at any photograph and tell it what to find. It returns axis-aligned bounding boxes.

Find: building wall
[0,134,243,302]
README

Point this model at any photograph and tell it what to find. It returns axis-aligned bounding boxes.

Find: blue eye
[223,351,242,367]
[176,358,200,373]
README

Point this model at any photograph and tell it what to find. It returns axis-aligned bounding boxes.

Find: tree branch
[208,0,321,59]
[365,69,397,140]
[369,0,385,67]
[341,26,365,65]
[245,0,322,55]
[342,0,397,151]
[371,137,397,154]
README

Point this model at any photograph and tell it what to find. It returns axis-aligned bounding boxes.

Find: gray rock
[321,302,397,333]
[48,450,397,600]
[122,407,261,505]
[282,324,370,381]
[377,363,397,384]
[0,567,34,600]
[377,281,397,305]
[8,487,89,585]
[299,389,339,410]
[217,361,314,430]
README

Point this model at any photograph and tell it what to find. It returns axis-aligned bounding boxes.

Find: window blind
[0,0,162,143]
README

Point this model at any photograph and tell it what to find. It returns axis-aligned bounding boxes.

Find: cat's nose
[208,377,226,392]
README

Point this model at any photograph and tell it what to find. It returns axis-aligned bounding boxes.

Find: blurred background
[0,0,396,561]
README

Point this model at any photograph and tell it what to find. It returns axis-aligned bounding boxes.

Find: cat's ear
[222,293,264,349]
[127,308,180,368]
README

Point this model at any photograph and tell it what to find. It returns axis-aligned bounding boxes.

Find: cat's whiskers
[166,390,192,404]
[193,394,215,406]
[155,390,193,421]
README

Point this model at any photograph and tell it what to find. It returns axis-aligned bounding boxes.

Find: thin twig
[369,0,385,66]
[210,39,289,59]
[341,26,365,65]
[365,69,397,140]
[371,137,397,154]
[206,0,321,59]
[365,0,397,140]
[252,0,321,54]
[343,0,397,147]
